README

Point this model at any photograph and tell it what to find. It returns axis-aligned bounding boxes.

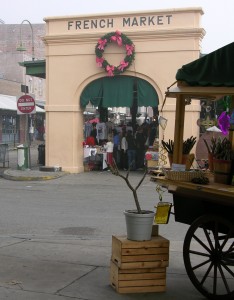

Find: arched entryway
[81,75,159,128]
[81,75,159,170]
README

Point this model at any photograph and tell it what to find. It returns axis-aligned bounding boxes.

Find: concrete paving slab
[0,237,203,300]
[0,287,75,300]
[60,265,202,300]
[0,253,95,294]
[0,236,28,247]
[0,238,112,267]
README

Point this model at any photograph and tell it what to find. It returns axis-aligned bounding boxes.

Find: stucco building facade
[43,8,205,173]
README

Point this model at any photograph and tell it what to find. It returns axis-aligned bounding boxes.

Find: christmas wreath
[95,30,135,77]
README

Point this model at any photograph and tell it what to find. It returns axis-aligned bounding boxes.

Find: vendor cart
[152,175,234,300]
[153,42,234,300]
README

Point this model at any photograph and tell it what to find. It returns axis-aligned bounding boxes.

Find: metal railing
[0,143,9,167]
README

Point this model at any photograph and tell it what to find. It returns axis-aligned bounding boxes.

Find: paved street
[0,146,204,299]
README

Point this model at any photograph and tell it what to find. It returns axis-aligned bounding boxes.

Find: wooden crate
[111,235,169,269]
[110,261,166,293]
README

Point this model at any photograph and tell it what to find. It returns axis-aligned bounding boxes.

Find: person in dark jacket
[113,129,120,166]
[90,123,98,145]
[126,130,136,170]
[136,126,146,169]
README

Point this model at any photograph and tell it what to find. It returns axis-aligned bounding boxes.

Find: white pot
[124,210,155,241]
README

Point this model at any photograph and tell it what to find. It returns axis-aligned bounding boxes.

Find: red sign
[17,95,36,114]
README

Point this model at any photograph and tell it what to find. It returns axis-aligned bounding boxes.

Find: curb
[2,169,67,181]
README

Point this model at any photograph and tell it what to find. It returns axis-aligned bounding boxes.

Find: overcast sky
[1,0,233,53]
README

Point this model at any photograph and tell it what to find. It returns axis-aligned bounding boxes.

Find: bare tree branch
[106,159,148,214]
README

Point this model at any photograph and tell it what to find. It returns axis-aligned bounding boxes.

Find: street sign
[17,95,36,114]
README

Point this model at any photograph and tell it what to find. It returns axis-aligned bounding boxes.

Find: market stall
[152,42,234,300]
[83,146,107,171]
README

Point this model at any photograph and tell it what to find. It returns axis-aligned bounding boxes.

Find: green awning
[80,79,103,107]
[102,77,134,107]
[80,76,158,108]
[176,42,234,87]
[19,60,46,79]
[137,79,158,106]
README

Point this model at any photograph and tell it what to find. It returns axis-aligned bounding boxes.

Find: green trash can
[17,144,29,170]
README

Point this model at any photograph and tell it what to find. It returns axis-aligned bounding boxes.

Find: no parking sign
[17,95,36,115]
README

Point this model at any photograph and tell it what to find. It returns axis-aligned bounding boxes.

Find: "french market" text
[68,15,173,30]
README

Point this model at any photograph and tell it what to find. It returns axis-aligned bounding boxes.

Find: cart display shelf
[151,174,234,204]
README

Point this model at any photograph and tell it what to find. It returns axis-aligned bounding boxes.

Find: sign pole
[26,114,31,169]
[17,94,36,169]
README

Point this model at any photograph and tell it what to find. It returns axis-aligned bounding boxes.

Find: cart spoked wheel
[183,214,234,300]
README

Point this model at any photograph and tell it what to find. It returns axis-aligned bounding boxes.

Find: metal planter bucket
[124,210,155,241]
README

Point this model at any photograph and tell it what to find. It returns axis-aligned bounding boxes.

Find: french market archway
[43,8,204,173]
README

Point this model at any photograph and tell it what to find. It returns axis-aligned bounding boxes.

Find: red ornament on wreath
[95,30,135,77]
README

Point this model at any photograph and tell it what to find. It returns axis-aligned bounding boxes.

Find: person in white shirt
[104,136,114,166]
[120,131,128,170]
[96,122,107,143]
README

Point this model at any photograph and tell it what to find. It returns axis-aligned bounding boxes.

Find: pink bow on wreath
[118,60,129,71]
[96,57,104,67]
[218,111,230,135]
[97,38,107,50]
[110,30,122,46]
[106,65,115,77]
[126,44,134,55]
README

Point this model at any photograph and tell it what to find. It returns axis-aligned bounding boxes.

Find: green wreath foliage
[95,31,135,76]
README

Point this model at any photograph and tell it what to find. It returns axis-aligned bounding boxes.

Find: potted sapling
[108,160,155,241]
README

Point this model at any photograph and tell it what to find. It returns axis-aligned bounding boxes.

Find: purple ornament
[218,111,230,135]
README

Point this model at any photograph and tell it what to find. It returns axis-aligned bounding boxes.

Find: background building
[0,23,46,144]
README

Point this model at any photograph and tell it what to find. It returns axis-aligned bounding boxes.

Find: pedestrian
[113,129,120,167]
[120,131,128,170]
[104,135,114,166]
[136,126,146,169]
[90,123,98,145]
[149,121,158,146]
[126,130,136,170]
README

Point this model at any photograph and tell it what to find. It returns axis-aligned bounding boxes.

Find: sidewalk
[1,143,66,181]
[0,145,203,300]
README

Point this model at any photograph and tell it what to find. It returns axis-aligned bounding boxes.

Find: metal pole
[26,100,31,169]
[17,20,35,61]
[17,19,35,169]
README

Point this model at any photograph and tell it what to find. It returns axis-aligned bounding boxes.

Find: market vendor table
[83,147,107,170]
[145,150,158,169]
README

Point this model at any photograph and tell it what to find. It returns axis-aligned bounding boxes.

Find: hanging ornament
[158,144,167,167]
[218,111,230,135]
[158,116,168,130]
[198,115,216,129]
